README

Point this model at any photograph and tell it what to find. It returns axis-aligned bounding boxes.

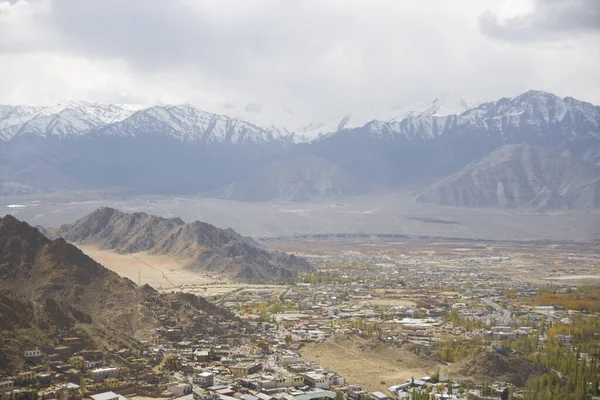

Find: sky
[0,0,599,125]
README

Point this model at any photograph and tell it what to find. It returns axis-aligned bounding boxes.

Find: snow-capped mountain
[0,94,477,144]
[93,104,289,145]
[1,90,599,210]
[323,90,600,144]
[289,95,477,143]
[0,101,141,140]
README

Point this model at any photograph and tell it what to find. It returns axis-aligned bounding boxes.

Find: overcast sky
[1,0,599,122]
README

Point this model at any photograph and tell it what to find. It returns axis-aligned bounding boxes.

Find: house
[0,381,13,393]
[90,391,127,400]
[17,371,36,383]
[90,367,119,381]
[347,385,367,400]
[303,372,329,389]
[103,378,120,389]
[192,388,219,400]
[194,350,209,363]
[556,335,574,345]
[24,349,43,358]
[230,362,262,377]
[192,372,214,388]
[85,361,97,370]
[69,356,85,370]
[167,382,192,396]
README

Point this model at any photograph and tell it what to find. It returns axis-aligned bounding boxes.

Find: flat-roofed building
[303,372,329,389]
[0,381,13,393]
[193,372,214,388]
[230,362,262,377]
[90,367,119,381]
[90,391,126,400]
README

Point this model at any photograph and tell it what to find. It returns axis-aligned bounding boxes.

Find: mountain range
[1,90,599,211]
[45,207,313,282]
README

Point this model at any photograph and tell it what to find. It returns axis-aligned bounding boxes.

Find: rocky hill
[416,144,600,210]
[0,214,236,372]
[50,207,313,281]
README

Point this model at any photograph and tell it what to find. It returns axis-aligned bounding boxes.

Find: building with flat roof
[90,391,126,400]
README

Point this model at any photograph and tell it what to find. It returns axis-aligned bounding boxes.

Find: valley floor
[3,192,600,242]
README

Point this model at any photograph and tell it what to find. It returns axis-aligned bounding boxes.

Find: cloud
[1,0,600,123]
[479,0,600,41]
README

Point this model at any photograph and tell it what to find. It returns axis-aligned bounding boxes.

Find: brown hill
[0,215,236,372]
[49,207,312,281]
[450,345,548,386]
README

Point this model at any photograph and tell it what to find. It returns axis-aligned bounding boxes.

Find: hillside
[416,144,600,210]
[50,207,313,281]
[211,155,359,202]
[450,346,548,387]
[0,214,236,372]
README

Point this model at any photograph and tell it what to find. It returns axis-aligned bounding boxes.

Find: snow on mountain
[94,104,290,145]
[290,95,476,143]
[343,91,600,143]
[460,90,600,139]
[2,91,595,146]
[0,101,141,140]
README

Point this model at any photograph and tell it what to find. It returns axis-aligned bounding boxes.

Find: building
[294,390,336,400]
[0,381,13,393]
[167,382,192,396]
[90,367,119,381]
[259,374,304,389]
[164,354,183,369]
[230,362,262,377]
[556,334,574,345]
[371,392,388,400]
[303,372,329,389]
[90,392,127,400]
[69,356,85,370]
[104,378,120,389]
[192,388,219,400]
[193,372,214,388]
[490,326,517,340]
[24,349,43,358]
[17,371,35,384]
[194,350,210,362]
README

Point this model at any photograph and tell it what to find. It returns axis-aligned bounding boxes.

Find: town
[2,237,600,400]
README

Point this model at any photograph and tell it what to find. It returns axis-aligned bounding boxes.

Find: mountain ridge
[415,144,600,210]
[49,207,313,281]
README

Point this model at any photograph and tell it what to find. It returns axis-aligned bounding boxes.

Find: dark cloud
[479,0,600,41]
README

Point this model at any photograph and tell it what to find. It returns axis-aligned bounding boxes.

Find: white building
[303,372,329,389]
[24,349,42,358]
[90,392,127,400]
[192,372,214,388]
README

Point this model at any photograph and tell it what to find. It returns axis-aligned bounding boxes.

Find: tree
[334,391,344,400]
[79,376,87,396]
